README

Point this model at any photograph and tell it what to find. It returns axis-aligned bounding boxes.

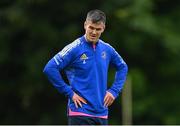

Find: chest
[72,47,110,71]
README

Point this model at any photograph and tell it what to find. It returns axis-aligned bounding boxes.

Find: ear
[102,24,106,32]
[84,21,87,30]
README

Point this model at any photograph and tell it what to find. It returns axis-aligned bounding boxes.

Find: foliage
[0,0,180,124]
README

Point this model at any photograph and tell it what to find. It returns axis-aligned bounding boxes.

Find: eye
[89,26,95,30]
[96,28,102,31]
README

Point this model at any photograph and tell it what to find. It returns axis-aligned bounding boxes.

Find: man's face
[84,20,105,43]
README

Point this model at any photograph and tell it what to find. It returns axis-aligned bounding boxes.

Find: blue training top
[43,35,128,117]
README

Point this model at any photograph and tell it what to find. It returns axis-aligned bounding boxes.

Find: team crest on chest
[80,53,88,64]
[101,51,106,59]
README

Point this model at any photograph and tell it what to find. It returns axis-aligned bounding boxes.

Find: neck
[84,35,97,44]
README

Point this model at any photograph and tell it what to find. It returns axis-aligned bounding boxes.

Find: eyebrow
[89,26,102,30]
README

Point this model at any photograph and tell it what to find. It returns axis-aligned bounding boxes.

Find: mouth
[90,35,96,39]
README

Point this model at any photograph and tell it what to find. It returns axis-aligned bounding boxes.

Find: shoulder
[59,38,83,57]
[99,39,115,51]
[99,39,121,57]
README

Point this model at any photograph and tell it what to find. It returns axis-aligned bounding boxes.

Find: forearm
[108,63,128,98]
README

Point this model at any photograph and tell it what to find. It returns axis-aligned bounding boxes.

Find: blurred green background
[0,0,180,124]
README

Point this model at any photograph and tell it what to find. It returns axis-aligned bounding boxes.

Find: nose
[92,29,97,34]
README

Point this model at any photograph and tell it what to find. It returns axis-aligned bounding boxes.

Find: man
[43,9,128,125]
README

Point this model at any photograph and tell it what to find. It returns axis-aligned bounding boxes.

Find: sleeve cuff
[68,90,74,99]
[107,89,118,99]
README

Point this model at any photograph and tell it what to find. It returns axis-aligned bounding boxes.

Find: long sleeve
[43,39,81,98]
[108,48,128,98]
[43,58,74,98]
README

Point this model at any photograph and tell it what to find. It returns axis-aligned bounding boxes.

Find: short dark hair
[86,9,106,24]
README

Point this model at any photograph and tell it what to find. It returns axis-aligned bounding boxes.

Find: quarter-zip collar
[81,35,99,49]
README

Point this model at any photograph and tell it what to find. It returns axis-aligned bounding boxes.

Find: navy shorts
[68,116,108,125]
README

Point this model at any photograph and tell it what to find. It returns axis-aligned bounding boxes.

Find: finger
[104,94,108,102]
[108,99,113,106]
[104,95,108,107]
[105,96,114,107]
[79,97,87,104]
[108,97,115,106]
[107,99,113,107]
[74,101,78,108]
[104,96,110,107]
[107,98,112,107]
[76,99,82,107]
[80,99,87,104]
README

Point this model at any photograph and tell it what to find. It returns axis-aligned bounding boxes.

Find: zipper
[93,44,96,51]
[92,43,97,68]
